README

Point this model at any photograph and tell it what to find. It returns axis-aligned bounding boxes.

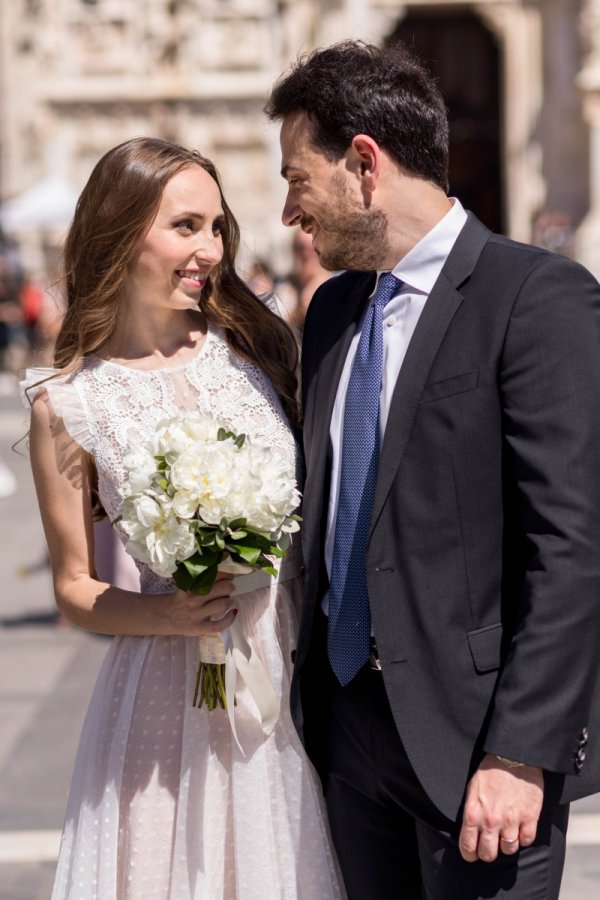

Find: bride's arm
[29,392,235,636]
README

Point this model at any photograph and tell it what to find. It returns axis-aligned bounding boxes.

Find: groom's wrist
[495,755,525,769]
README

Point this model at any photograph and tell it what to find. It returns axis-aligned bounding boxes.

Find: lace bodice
[23,324,300,592]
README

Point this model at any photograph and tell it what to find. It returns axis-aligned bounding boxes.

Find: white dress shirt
[323,199,468,610]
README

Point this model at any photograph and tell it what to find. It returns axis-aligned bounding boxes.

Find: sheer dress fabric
[22,324,344,900]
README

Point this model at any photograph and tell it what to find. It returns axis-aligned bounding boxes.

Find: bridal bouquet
[117,411,301,712]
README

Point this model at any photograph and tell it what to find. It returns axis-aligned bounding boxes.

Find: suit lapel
[305,272,374,480]
[301,272,374,596]
[370,213,491,533]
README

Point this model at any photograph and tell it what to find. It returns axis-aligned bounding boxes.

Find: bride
[22,137,345,899]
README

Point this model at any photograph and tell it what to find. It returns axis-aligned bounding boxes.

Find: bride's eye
[175,219,195,234]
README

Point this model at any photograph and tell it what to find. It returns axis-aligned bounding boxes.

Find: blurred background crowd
[1,0,600,493]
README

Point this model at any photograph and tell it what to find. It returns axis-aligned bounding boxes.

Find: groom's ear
[348,134,381,192]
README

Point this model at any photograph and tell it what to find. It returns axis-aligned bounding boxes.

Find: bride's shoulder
[20,366,94,453]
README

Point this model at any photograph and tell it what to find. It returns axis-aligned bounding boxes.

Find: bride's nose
[194,233,223,267]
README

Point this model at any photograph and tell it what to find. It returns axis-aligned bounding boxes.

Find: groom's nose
[282,193,302,228]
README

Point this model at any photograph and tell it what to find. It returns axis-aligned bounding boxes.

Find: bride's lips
[176,269,207,289]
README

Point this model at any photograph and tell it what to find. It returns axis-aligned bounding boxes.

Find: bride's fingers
[189,593,237,628]
[196,605,238,633]
[201,574,234,600]
[213,571,235,584]
[167,584,236,635]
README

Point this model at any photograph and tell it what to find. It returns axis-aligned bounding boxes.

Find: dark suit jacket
[294,213,600,822]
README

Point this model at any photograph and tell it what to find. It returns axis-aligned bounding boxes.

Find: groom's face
[279,112,389,271]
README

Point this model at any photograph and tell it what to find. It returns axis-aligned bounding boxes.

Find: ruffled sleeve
[19,367,95,454]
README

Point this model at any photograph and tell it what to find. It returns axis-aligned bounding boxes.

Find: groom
[265,40,600,899]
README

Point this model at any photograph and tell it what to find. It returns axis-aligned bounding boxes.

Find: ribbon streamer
[202,557,302,755]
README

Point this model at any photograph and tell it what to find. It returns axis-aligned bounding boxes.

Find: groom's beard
[314,174,391,272]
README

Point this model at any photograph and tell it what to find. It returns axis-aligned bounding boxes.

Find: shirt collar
[372,198,468,297]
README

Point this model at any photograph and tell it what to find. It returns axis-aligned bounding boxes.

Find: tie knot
[373,272,401,310]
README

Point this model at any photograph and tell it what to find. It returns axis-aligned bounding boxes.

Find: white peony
[152,413,217,459]
[170,438,243,521]
[120,491,196,577]
[120,446,158,494]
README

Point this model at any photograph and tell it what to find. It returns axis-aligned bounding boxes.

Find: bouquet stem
[195,633,228,710]
[193,662,227,710]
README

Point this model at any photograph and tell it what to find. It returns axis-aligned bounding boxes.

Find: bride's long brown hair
[54,137,299,424]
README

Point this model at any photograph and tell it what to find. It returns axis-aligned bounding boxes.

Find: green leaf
[190,563,219,596]
[228,517,247,530]
[232,544,262,565]
[254,559,277,577]
[173,566,196,592]
[175,553,221,596]
[276,532,290,552]
[234,433,246,449]
[182,548,220,577]
[244,532,278,553]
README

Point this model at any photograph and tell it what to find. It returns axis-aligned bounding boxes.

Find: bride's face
[123,164,225,312]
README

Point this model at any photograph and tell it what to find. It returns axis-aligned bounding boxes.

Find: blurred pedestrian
[0,280,24,371]
[247,255,276,297]
[275,227,331,333]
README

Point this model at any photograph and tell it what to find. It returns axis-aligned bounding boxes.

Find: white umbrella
[0,175,78,231]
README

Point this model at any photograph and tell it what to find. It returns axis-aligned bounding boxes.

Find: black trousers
[314,650,569,900]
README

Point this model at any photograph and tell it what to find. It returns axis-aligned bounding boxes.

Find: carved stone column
[475,1,544,242]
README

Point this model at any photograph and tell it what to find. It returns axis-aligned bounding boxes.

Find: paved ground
[0,370,599,899]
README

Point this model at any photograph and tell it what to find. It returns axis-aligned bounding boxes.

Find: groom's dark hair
[264,39,450,192]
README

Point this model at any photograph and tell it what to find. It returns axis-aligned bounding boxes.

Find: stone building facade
[0,0,599,278]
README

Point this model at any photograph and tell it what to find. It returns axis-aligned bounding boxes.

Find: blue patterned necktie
[328,272,401,685]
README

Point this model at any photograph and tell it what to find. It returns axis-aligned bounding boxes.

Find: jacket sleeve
[483,254,600,773]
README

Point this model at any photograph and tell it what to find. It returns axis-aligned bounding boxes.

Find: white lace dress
[22,324,344,900]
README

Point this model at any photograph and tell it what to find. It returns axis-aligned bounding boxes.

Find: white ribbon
[221,617,278,755]
[199,556,302,755]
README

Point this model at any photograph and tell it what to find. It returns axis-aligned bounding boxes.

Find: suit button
[581,727,589,742]
[575,758,584,772]
[577,748,587,763]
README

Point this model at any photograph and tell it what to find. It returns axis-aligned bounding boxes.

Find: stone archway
[387,7,504,233]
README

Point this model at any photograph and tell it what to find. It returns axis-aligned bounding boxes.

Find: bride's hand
[166,572,236,636]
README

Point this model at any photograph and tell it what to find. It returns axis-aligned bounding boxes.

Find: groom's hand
[458,753,544,863]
